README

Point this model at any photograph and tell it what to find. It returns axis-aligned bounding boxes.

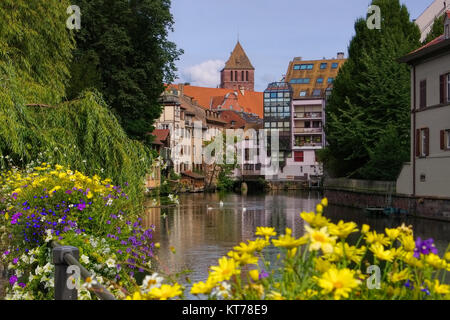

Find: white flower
[35,265,43,276]
[21,254,30,264]
[44,229,53,242]
[80,254,90,265]
[105,258,115,268]
[42,262,53,274]
[212,282,231,299]
[106,199,113,206]
[29,273,35,282]
[83,276,98,289]
[141,273,163,292]
[44,278,54,289]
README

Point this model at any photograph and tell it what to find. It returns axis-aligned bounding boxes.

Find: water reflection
[143,191,450,294]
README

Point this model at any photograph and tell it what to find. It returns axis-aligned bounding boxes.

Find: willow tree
[321,0,420,180]
[0,0,152,207]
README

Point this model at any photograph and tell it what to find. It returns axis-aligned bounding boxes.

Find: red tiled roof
[219,110,247,129]
[148,129,170,145]
[177,85,263,118]
[410,34,445,55]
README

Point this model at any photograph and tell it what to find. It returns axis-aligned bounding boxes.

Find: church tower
[220,41,255,91]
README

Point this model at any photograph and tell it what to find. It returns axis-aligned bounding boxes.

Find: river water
[142,191,450,295]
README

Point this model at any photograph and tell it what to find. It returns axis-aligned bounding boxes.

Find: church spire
[224,41,254,70]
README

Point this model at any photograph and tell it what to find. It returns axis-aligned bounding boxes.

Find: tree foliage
[423,14,445,45]
[67,0,183,141]
[0,0,152,208]
[322,0,420,181]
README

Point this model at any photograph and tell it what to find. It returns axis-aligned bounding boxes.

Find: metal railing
[51,241,116,300]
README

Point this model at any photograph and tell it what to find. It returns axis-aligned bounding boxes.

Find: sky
[168,0,433,92]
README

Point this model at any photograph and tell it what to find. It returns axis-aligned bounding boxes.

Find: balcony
[293,128,323,134]
[293,112,322,119]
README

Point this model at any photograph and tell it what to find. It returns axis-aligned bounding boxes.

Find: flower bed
[0,164,155,299]
[127,199,450,300]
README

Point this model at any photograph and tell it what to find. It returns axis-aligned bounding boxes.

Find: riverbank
[324,178,450,222]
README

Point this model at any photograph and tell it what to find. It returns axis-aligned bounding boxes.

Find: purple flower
[413,237,438,258]
[405,280,414,289]
[65,190,72,194]
[9,275,18,286]
[13,258,18,264]
[77,203,86,211]
[18,283,26,288]
[259,270,269,280]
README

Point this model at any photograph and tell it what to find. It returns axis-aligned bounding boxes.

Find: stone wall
[324,188,450,222]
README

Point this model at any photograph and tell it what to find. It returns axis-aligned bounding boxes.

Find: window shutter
[424,128,430,156]
[441,130,446,150]
[440,75,446,104]
[416,129,421,157]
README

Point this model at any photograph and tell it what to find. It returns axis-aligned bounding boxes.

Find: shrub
[0,164,155,300]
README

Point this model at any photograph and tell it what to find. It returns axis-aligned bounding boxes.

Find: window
[316,78,324,84]
[420,80,427,108]
[289,78,310,84]
[293,64,314,70]
[299,91,307,97]
[312,89,322,96]
[448,74,450,102]
[416,128,429,157]
[231,71,233,81]
[235,71,238,81]
[246,71,249,81]
[331,63,339,69]
[264,122,270,128]
[242,71,244,81]
[294,151,304,162]
[440,129,450,150]
[245,149,250,161]
[320,63,328,69]
[327,77,334,83]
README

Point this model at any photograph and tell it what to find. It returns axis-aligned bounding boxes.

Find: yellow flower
[444,252,450,261]
[321,198,328,207]
[267,291,284,300]
[316,268,361,300]
[255,227,276,239]
[432,280,450,295]
[4,212,9,220]
[148,283,182,300]
[86,191,93,199]
[58,172,67,179]
[55,164,64,171]
[49,186,62,194]
[385,228,400,241]
[252,238,270,251]
[191,277,217,295]
[126,291,144,300]
[370,243,394,262]
[402,252,423,268]
[233,241,257,254]
[330,243,366,264]
[398,223,413,236]
[302,289,318,299]
[399,235,415,252]
[300,211,330,228]
[425,254,447,269]
[227,251,258,265]
[305,225,336,254]
[314,257,333,273]
[154,242,161,249]
[287,247,297,258]
[389,268,410,283]
[328,221,358,239]
[272,228,308,250]
[365,231,391,246]
[249,270,260,282]
[316,203,324,214]
[361,224,370,234]
[210,257,240,282]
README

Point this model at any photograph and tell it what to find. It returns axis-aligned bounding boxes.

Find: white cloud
[182,60,225,88]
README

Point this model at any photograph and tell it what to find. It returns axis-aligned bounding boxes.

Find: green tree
[423,14,445,45]
[322,0,420,181]
[0,0,153,209]
[67,0,183,141]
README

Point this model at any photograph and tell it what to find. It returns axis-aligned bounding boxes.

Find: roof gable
[224,41,254,70]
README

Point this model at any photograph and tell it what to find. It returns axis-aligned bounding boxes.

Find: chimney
[337,52,345,59]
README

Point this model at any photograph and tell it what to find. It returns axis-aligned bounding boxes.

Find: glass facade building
[263,82,293,165]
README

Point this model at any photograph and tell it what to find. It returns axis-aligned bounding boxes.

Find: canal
[143,191,450,297]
